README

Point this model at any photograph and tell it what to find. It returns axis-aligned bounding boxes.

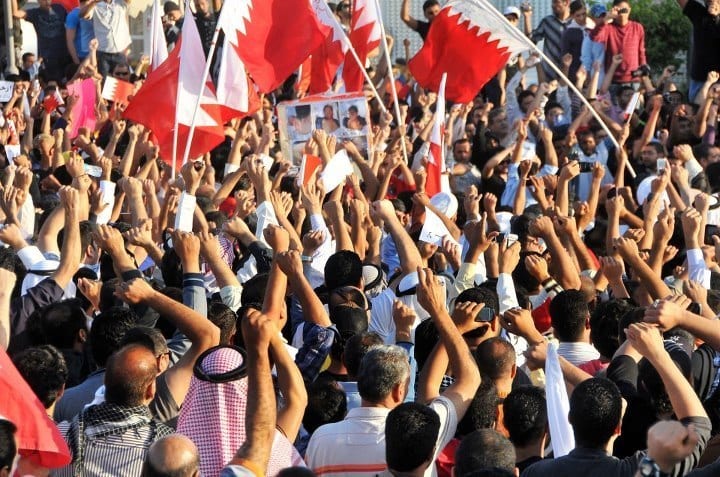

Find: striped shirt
[51,403,173,477]
[532,15,570,80]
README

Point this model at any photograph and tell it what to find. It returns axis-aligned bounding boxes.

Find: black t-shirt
[415,20,431,40]
[684,1,720,81]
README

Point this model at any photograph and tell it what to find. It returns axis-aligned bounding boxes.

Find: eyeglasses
[339,3,350,9]
[114,70,130,76]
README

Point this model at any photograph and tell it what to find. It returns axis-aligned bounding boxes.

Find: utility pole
[3,0,19,75]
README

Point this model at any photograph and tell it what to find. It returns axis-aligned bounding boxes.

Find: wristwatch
[638,457,662,477]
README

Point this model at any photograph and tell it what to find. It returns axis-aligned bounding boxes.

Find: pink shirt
[591,21,646,83]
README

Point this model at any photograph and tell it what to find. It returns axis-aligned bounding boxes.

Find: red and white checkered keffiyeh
[177,347,304,477]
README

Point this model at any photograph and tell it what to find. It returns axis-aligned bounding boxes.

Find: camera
[631,64,651,78]
[617,7,629,13]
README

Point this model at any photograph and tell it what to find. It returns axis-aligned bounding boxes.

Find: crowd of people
[1,0,720,476]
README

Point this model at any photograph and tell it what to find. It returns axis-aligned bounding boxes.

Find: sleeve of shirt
[497,273,520,314]
[369,289,396,344]
[10,278,64,337]
[685,158,704,182]
[453,261,477,296]
[65,10,79,28]
[247,241,273,274]
[606,354,639,399]
[220,285,243,312]
[531,18,545,43]
[637,24,647,66]
[166,272,206,363]
[556,86,572,117]
[254,201,279,247]
[687,248,712,288]
[590,22,609,42]
[294,323,334,382]
[428,395,459,458]
[506,71,523,123]
[500,163,520,207]
[668,416,712,477]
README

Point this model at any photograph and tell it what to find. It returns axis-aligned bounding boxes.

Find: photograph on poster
[313,103,341,134]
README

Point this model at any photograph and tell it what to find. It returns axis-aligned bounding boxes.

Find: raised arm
[401,0,419,30]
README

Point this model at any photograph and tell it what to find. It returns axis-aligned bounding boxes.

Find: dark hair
[512,252,543,293]
[422,0,440,9]
[455,429,516,477]
[26,299,87,349]
[160,249,183,288]
[104,344,158,407]
[456,379,500,436]
[324,251,363,290]
[208,302,237,345]
[590,299,635,359]
[549,290,589,342]
[89,307,139,366]
[276,468,317,477]
[303,379,347,433]
[475,337,516,380]
[569,378,622,448]
[0,419,17,471]
[120,327,168,356]
[12,345,69,409]
[517,90,535,108]
[457,286,500,317]
[454,138,471,150]
[570,0,586,13]
[241,273,268,307]
[386,402,441,472]
[612,0,628,5]
[503,385,547,447]
[343,332,383,378]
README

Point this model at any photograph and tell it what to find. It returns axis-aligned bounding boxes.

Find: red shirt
[591,21,646,83]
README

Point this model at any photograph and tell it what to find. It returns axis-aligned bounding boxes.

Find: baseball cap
[589,4,607,17]
[503,6,521,17]
[429,191,458,218]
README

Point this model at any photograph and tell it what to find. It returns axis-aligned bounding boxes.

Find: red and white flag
[42,89,64,113]
[408,0,529,102]
[124,10,225,168]
[101,77,134,105]
[149,0,168,71]
[216,0,260,121]
[306,0,347,94]
[230,0,331,93]
[343,0,381,92]
[425,73,446,198]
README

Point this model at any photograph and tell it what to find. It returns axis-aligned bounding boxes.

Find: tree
[629,0,691,69]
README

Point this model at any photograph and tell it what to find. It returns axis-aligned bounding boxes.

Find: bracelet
[301,255,313,263]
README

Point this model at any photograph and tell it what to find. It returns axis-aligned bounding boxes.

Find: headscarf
[177,346,304,477]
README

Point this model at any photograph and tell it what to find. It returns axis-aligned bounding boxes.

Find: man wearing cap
[581,4,608,83]
[401,0,441,41]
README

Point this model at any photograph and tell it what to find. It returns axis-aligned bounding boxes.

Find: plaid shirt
[294,323,335,383]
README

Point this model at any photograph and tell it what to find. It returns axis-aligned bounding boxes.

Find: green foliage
[628,0,692,69]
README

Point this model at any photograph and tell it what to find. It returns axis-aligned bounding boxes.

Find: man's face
[424,4,441,21]
[38,0,52,10]
[194,0,208,13]
[552,0,569,17]
[579,134,597,156]
[573,7,587,25]
[708,147,720,164]
[520,94,535,114]
[640,146,659,166]
[505,14,519,25]
[489,112,509,136]
[453,142,471,163]
[615,2,631,24]
[113,66,131,80]
[708,0,720,16]
[166,10,181,22]
[619,89,635,108]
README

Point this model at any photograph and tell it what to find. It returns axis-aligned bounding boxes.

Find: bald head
[143,435,200,477]
[475,337,516,381]
[105,344,158,407]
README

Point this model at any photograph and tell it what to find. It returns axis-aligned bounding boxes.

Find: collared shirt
[556,342,601,367]
[52,403,174,477]
[54,369,106,423]
[306,396,458,477]
[91,0,131,53]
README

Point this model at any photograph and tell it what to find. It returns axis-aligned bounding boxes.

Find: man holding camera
[590,0,646,86]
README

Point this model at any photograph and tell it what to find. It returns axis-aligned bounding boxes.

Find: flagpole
[320,4,389,116]
[475,0,636,178]
[372,0,408,164]
[180,10,223,168]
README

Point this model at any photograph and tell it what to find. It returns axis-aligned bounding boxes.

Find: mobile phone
[579,162,594,173]
[607,187,618,199]
[192,159,204,171]
[657,158,668,172]
[618,7,629,13]
[688,302,702,315]
[476,306,496,322]
[497,233,519,247]
[568,151,579,162]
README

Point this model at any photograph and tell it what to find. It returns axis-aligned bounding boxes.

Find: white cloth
[545,341,575,457]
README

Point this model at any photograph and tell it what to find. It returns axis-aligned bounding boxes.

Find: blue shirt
[65,7,95,60]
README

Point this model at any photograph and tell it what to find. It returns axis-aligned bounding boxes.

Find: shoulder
[683,0,707,20]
